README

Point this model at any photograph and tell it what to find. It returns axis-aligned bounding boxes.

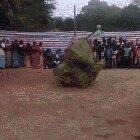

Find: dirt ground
[0,68,140,140]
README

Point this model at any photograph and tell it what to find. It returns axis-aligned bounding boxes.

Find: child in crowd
[135,44,140,68]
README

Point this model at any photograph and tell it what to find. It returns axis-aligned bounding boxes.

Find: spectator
[105,44,114,68]
[0,39,6,68]
[5,38,12,67]
[55,49,63,63]
[11,39,20,68]
[18,40,25,67]
[112,49,118,68]
[135,44,140,68]
[96,42,103,61]
[129,42,136,69]
[30,41,41,69]
[43,48,55,69]
[38,42,44,68]
[24,42,32,68]
[122,41,131,68]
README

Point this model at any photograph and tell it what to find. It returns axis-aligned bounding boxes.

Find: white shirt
[1,43,5,48]
[0,48,5,56]
[0,43,5,56]
[19,44,23,48]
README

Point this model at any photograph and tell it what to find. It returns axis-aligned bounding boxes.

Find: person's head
[107,38,111,44]
[19,40,23,45]
[131,45,135,50]
[123,39,127,44]
[14,39,19,43]
[33,41,37,46]
[93,39,97,43]
[46,48,51,53]
[6,38,10,44]
[2,38,5,43]
[56,49,61,54]
[27,42,30,47]
[39,41,43,46]
[138,44,140,49]
[130,41,133,46]
[102,37,106,42]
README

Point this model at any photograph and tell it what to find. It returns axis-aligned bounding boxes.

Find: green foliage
[53,0,140,31]
[54,38,102,88]
[118,5,140,30]
[0,0,140,31]
[0,0,55,31]
[63,17,74,31]
[53,17,74,31]
[76,1,140,31]
[53,17,64,30]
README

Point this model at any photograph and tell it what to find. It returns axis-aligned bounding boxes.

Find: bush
[54,38,102,88]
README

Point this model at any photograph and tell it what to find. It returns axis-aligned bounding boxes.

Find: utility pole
[74,5,77,38]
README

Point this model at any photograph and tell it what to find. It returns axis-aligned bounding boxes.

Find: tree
[53,17,64,30]
[63,17,74,31]
[76,0,121,31]
[76,0,140,31]
[0,0,17,29]
[0,0,55,31]
[118,5,140,31]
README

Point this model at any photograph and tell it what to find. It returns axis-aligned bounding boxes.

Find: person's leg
[0,55,6,69]
[128,57,131,68]
[5,51,11,67]
[12,51,20,68]
[132,57,136,68]
[109,58,112,68]
[111,58,113,68]
[96,53,98,61]
[105,57,108,68]
[99,52,101,61]
[18,54,24,67]
[114,58,117,68]
[120,57,123,68]
[117,58,120,68]
[138,58,140,69]
[129,58,132,68]
[112,59,114,68]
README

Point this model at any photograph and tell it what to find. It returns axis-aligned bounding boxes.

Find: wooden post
[74,5,77,38]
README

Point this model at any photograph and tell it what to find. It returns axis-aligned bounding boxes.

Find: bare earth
[0,68,140,140]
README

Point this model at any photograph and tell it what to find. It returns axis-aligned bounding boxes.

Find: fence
[0,30,140,53]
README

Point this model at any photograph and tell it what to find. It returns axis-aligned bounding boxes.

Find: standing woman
[24,42,32,68]
[30,41,40,69]
[11,39,20,68]
[5,38,12,67]
[18,40,25,67]
[38,42,44,68]
[135,44,140,69]
[0,39,6,69]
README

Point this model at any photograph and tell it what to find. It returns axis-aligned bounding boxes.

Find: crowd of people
[0,38,64,69]
[0,37,140,70]
[93,37,140,69]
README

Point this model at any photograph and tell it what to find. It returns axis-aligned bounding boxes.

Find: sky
[54,0,131,18]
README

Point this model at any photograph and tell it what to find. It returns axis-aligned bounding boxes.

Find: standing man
[105,44,113,68]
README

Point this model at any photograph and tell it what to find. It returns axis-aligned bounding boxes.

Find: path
[0,68,140,140]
